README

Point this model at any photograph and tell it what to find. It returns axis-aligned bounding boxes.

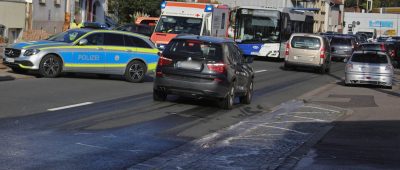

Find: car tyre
[39,54,62,78]
[11,67,28,74]
[318,65,326,74]
[240,81,253,104]
[384,85,392,89]
[220,86,235,110]
[153,89,167,101]
[283,62,292,70]
[125,60,146,83]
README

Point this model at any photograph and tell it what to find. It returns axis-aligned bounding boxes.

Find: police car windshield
[155,16,202,35]
[47,29,87,43]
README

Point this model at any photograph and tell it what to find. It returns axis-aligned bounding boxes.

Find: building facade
[344,12,400,36]
[31,0,67,34]
[0,0,29,43]
[187,0,295,8]
[300,0,345,33]
[69,0,108,24]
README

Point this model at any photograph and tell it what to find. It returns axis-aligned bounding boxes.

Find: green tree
[108,0,163,24]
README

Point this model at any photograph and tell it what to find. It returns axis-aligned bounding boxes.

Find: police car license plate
[5,58,14,63]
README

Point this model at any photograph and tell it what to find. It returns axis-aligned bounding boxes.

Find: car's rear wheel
[39,54,62,78]
[384,85,392,89]
[240,81,253,104]
[318,65,326,74]
[220,86,235,110]
[283,62,293,70]
[125,60,146,83]
[153,89,167,101]
[11,67,28,74]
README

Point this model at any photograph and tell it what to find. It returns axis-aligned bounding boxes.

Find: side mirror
[343,58,348,63]
[78,39,88,46]
[157,51,162,56]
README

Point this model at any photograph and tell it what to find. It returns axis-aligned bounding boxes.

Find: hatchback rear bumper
[154,76,230,99]
[345,72,393,86]
[285,60,322,68]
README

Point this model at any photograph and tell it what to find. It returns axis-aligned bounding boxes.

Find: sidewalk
[290,73,400,169]
[129,71,400,169]
[0,60,34,81]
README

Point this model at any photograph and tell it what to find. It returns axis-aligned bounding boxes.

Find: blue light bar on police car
[205,4,213,12]
[161,1,167,9]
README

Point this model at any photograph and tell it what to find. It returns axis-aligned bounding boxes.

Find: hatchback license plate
[5,58,14,63]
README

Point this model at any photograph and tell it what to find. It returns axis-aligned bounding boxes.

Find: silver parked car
[345,51,394,89]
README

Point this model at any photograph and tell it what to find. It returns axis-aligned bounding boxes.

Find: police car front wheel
[39,55,62,78]
[125,60,146,83]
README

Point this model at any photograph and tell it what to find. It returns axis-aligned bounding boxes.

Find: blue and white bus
[231,6,314,58]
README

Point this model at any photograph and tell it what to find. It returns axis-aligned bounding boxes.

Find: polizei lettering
[78,55,100,61]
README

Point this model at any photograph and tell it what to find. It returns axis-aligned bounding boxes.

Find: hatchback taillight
[157,56,172,67]
[156,56,172,77]
[320,48,326,59]
[389,50,395,58]
[380,43,386,51]
[285,42,290,57]
[207,63,226,74]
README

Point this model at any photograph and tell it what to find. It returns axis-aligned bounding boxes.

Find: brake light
[380,43,386,51]
[389,49,395,58]
[207,63,226,73]
[157,56,172,67]
[320,48,326,59]
[285,42,290,56]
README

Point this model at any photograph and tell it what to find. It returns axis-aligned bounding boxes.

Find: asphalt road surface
[0,59,346,169]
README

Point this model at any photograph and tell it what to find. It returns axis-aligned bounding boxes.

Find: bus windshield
[155,15,202,35]
[236,13,281,44]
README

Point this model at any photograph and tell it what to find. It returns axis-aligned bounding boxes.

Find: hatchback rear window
[358,44,383,51]
[164,40,223,60]
[291,36,321,50]
[351,53,388,64]
[331,37,352,46]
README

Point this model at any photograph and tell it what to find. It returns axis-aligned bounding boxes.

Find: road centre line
[48,102,94,111]
[255,69,268,73]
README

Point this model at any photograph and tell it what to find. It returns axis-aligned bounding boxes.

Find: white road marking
[302,106,340,113]
[260,125,309,135]
[76,142,144,153]
[292,116,327,122]
[48,102,93,111]
[255,69,268,73]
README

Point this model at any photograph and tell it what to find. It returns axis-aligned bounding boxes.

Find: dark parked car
[114,24,153,37]
[357,42,400,67]
[330,36,357,61]
[377,36,389,42]
[153,35,254,109]
[81,22,109,29]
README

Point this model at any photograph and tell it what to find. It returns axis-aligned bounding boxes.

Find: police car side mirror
[78,39,88,46]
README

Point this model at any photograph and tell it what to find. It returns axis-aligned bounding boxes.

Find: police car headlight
[24,49,40,56]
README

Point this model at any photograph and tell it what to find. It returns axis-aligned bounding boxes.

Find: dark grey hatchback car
[153,36,254,109]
